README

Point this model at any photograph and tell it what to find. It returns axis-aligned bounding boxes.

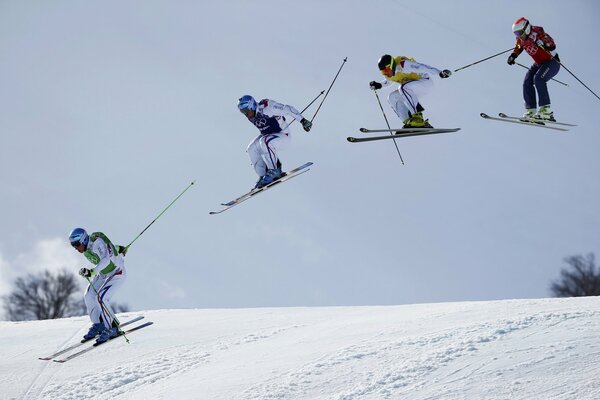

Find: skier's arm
[535,28,557,55]
[403,60,442,76]
[261,99,305,121]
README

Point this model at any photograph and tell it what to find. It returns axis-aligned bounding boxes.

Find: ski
[498,113,577,127]
[210,162,313,215]
[38,315,145,361]
[359,127,455,133]
[53,321,154,363]
[348,128,460,143]
[480,113,569,131]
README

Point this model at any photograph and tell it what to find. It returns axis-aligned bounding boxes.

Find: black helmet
[378,54,396,72]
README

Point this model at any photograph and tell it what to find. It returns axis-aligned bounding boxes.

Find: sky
[1,0,599,314]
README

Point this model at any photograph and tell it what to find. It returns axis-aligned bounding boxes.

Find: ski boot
[96,326,120,344]
[254,168,283,189]
[82,322,104,341]
[520,108,537,121]
[534,105,556,122]
[402,112,433,129]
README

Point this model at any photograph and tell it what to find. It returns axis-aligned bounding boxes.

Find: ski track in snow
[238,310,599,400]
[41,342,210,400]
[37,323,302,400]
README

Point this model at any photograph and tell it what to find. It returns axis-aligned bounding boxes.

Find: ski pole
[85,275,129,343]
[280,90,324,131]
[453,48,514,72]
[373,89,404,165]
[534,44,599,102]
[301,90,325,114]
[310,57,348,123]
[515,62,569,87]
[126,180,196,251]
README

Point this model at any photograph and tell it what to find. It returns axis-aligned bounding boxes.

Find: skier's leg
[258,133,291,171]
[400,78,433,114]
[534,59,560,107]
[388,89,410,121]
[247,136,267,177]
[84,277,103,324]
[96,271,126,330]
[523,64,539,109]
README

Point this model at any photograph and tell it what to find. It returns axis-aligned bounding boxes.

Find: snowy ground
[1,297,599,400]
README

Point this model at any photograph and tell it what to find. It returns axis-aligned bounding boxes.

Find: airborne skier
[369,54,452,128]
[69,228,127,344]
[507,17,560,121]
[237,95,312,189]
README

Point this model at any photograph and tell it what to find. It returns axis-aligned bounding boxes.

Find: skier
[507,17,560,121]
[369,54,452,128]
[238,95,312,188]
[69,228,127,344]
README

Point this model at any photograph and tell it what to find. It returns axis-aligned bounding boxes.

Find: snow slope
[2,297,599,400]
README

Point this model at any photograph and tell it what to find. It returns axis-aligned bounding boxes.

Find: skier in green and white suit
[69,228,127,344]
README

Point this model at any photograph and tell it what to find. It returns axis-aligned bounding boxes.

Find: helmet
[378,54,396,73]
[237,95,257,112]
[512,17,531,38]
[69,228,89,248]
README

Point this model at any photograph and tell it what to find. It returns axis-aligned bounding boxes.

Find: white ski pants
[84,263,126,329]
[388,77,434,121]
[247,132,291,176]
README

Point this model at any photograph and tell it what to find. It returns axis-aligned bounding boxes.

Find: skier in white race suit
[69,228,127,344]
[369,54,452,129]
[237,95,312,188]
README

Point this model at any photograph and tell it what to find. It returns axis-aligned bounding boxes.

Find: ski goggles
[514,30,526,38]
[70,241,82,248]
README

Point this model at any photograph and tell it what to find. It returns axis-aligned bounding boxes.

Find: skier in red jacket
[507,18,560,121]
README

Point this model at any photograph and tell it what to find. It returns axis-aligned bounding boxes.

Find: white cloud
[0,237,80,298]
[155,279,187,300]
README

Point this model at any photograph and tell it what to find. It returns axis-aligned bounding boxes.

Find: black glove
[117,245,128,256]
[439,69,452,78]
[300,118,312,132]
[79,268,92,278]
[507,53,517,65]
[369,81,382,90]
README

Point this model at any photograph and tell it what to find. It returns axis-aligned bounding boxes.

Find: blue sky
[1,0,599,313]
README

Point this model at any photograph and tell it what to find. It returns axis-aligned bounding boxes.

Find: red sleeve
[533,26,556,50]
[513,40,524,56]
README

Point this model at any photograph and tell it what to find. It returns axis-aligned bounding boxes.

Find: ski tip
[53,359,66,363]
[480,113,489,118]
[347,137,357,142]
[38,357,52,361]
[359,128,368,133]
[498,113,508,118]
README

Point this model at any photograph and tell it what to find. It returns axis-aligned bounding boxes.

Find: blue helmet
[238,95,257,112]
[69,228,89,248]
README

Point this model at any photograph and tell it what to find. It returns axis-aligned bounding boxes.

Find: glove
[79,268,92,278]
[300,118,312,132]
[117,245,128,256]
[507,53,517,65]
[535,39,545,48]
[439,69,452,78]
[369,81,382,90]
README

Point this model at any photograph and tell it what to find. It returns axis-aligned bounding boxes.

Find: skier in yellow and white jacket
[369,54,452,128]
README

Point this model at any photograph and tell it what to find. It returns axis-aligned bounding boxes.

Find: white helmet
[512,17,531,38]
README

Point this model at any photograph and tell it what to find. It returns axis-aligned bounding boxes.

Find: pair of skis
[347,127,461,143]
[480,112,576,131]
[209,162,314,215]
[39,316,153,363]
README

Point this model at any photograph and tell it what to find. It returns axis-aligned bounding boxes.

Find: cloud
[155,279,187,300]
[0,237,80,298]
